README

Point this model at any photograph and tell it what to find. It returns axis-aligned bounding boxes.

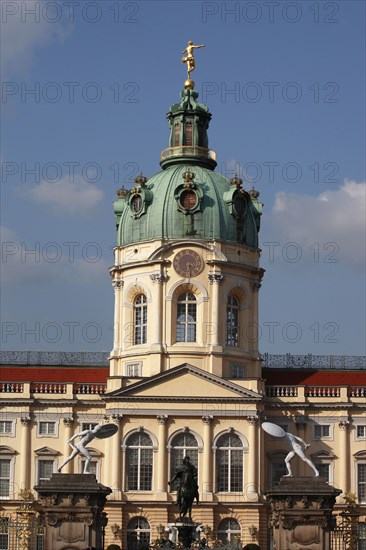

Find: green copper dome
[113,89,262,249]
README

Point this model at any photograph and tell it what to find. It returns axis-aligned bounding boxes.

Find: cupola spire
[160,41,216,171]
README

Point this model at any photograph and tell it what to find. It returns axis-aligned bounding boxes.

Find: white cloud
[269,180,366,268]
[1,0,72,76]
[1,225,108,286]
[28,175,104,215]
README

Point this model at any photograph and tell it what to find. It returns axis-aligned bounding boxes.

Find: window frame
[125,362,142,378]
[0,420,15,437]
[126,517,151,550]
[37,421,57,437]
[125,432,153,492]
[356,425,366,441]
[133,294,147,345]
[226,295,240,347]
[356,461,366,504]
[37,459,55,483]
[176,291,197,343]
[169,432,199,492]
[215,432,245,493]
[217,518,241,543]
[81,422,98,432]
[313,423,333,440]
[0,459,13,500]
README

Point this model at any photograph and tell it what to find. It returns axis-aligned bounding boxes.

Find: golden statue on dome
[181,40,205,89]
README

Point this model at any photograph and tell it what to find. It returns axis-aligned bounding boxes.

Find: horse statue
[168,456,199,519]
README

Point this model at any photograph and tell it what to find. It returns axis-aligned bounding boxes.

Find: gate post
[35,473,111,550]
[265,477,341,550]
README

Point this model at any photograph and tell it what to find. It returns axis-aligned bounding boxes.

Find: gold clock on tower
[173,249,203,277]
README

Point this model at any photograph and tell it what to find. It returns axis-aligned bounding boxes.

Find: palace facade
[0,77,365,549]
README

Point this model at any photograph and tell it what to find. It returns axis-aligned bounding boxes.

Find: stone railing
[0,382,24,393]
[30,382,67,394]
[266,385,365,398]
[0,382,107,395]
[74,383,106,395]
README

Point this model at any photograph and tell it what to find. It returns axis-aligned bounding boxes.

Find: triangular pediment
[35,446,60,456]
[105,363,261,402]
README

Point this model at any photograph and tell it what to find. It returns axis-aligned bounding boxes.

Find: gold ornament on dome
[181,40,205,89]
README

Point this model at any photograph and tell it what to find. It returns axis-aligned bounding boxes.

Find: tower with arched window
[109,82,264,388]
[103,77,265,548]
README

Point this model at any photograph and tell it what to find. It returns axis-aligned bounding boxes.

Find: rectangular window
[185,124,192,146]
[0,461,10,498]
[174,124,180,146]
[0,518,9,550]
[0,422,12,435]
[315,463,330,483]
[80,460,97,476]
[230,364,245,379]
[81,423,97,432]
[126,362,142,377]
[39,422,56,435]
[357,426,366,439]
[314,424,330,439]
[38,460,54,483]
[358,464,366,504]
[271,462,287,486]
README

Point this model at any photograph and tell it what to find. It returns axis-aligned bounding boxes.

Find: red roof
[0,366,109,383]
[263,369,365,386]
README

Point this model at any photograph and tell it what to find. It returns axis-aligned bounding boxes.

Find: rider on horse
[168,456,199,517]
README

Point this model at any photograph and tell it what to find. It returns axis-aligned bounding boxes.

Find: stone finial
[134,173,148,187]
[182,169,195,188]
[249,186,260,200]
[229,175,243,188]
[116,186,127,199]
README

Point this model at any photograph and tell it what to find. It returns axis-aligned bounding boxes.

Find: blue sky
[1,0,365,355]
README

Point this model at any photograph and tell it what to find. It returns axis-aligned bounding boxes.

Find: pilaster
[246,415,259,501]
[201,415,214,500]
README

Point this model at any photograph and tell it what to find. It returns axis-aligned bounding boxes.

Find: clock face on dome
[173,249,203,277]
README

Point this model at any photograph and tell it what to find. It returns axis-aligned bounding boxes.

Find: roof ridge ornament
[181,40,205,90]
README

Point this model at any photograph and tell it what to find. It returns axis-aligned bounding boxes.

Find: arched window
[176,292,197,342]
[126,433,153,491]
[134,294,147,345]
[216,433,243,492]
[226,296,239,346]
[127,517,151,550]
[217,518,241,543]
[170,432,198,491]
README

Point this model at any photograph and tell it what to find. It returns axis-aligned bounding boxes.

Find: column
[339,420,350,496]
[111,414,123,498]
[208,272,223,347]
[246,415,259,501]
[20,416,31,491]
[112,280,123,358]
[150,273,167,347]
[249,281,261,354]
[201,415,213,499]
[294,416,308,476]
[156,415,168,496]
[62,417,74,474]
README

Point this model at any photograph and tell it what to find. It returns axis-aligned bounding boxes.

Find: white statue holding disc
[58,423,118,474]
[262,422,319,477]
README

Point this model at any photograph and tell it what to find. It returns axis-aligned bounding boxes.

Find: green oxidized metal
[113,89,262,249]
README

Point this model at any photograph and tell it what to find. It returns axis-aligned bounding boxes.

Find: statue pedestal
[266,477,341,550]
[167,519,200,549]
[34,473,111,550]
